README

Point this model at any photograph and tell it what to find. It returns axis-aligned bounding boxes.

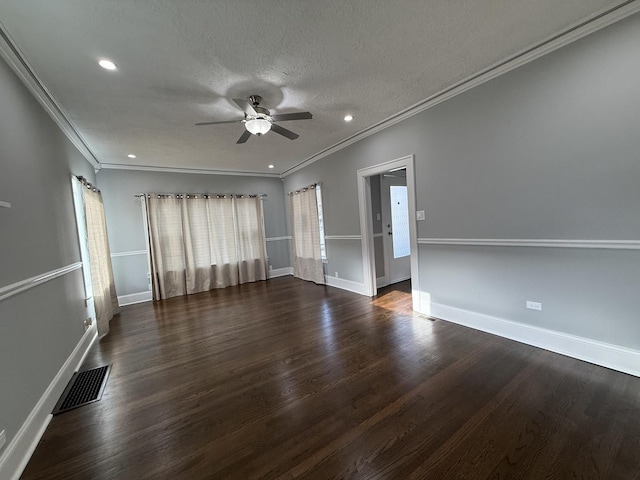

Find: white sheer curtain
[145,195,268,300]
[289,186,325,284]
[83,186,119,336]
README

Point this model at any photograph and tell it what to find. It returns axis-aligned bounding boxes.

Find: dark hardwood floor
[21,277,640,479]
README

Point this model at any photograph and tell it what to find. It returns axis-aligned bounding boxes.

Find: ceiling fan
[195,95,312,144]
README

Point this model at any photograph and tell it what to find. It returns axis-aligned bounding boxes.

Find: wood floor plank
[19,277,640,480]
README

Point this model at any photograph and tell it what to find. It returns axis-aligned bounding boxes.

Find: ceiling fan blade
[236,129,252,144]
[270,112,313,122]
[233,98,258,116]
[195,119,243,126]
[270,123,299,140]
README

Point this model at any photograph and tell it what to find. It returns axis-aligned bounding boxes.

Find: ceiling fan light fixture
[245,118,271,135]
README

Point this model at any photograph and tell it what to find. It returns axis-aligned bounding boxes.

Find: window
[315,184,327,262]
[145,195,268,299]
[289,184,325,284]
[390,185,410,258]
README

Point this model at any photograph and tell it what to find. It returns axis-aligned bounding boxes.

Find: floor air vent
[53,365,111,415]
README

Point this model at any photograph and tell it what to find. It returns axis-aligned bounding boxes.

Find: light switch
[416,210,425,221]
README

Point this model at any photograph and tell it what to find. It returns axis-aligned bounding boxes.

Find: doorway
[357,155,419,311]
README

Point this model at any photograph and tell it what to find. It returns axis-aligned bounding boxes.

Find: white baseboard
[428,303,640,378]
[325,275,368,296]
[117,291,152,306]
[0,325,98,480]
[269,267,293,278]
[394,275,412,283]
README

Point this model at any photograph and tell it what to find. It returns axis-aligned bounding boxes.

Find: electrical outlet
[376,213,381,221]
[526,301,542,311]
[0,430,6,451]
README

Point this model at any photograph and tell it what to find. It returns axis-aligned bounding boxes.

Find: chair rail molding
[324,235,362,241]
[417,238,640,250]
[0,262,83,303]
[110,250,147,258]
[266,236,292,242]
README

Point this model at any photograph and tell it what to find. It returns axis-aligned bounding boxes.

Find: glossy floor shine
[22,278,640,479]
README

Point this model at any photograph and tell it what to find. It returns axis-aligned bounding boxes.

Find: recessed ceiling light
[268,164,274,169]
[344,114,354,122]
[98,59,117,70]
[127,154,136,159]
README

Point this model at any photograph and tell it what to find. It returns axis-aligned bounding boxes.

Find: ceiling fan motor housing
[251,106,271,117]
[249,94,263,107]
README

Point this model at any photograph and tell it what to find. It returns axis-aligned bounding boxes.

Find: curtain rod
[134,193,267,198]
[75,175,100,193]
[288,183,318,195]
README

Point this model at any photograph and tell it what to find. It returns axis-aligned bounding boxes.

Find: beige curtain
[146,195,187,299]
[234,197,269,284]
[84,187,119,336]
[146,195,268,300]
[289,186,324,284]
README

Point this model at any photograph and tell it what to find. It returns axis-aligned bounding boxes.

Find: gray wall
[0,57,95,450]
[96,169,290,297]
[284,14,640,349]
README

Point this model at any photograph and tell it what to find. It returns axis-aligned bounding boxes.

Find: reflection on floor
[373,279,413,314]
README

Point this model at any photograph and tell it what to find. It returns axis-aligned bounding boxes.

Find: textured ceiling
[0,0,627,175]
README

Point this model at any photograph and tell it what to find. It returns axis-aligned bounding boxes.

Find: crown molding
[282,1,640,177]
[0,23,101,171]
[99,163,281,178]
[3,2,639,180]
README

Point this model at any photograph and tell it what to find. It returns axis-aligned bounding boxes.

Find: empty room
[1,1,639,479]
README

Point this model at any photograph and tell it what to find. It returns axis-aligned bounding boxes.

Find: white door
[380,173,411,286]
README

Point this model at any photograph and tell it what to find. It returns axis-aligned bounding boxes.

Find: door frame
[357,154,419,311]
